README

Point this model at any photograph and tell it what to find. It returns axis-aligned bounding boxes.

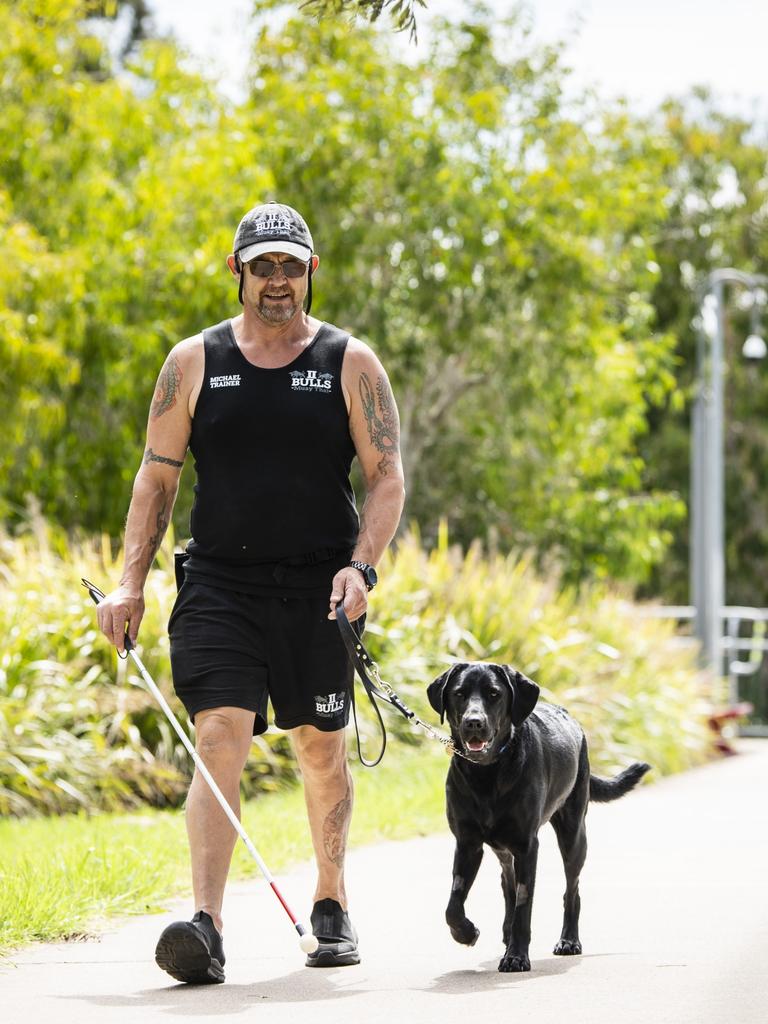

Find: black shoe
[154,910,226,984]
[305,898,360,967]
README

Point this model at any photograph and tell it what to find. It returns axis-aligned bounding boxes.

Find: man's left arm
[329,340,406,620]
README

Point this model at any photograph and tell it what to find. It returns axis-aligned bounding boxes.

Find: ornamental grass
[0,520,713,818]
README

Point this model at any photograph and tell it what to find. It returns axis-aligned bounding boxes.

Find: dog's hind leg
[446,840,483,946]
[550,804,587,956]
[498,837,539,972]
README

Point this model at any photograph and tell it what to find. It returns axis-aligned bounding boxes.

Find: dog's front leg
[446,840,483,946]
[498,837,539,973]
[498,850,516,948]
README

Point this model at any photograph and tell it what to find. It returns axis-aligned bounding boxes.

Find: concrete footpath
[2,741,767,1024]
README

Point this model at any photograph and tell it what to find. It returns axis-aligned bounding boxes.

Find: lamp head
[742,333,767,360]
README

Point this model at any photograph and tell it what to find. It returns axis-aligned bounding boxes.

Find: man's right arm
[97,339,199,652]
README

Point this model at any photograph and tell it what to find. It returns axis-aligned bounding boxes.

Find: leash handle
[335,603,467,765]
[335,602,388,766]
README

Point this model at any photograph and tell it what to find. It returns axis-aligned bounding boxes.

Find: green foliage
[0,0,272,532]
[1,0,686,586]
[0,520,299,817]
[301,0,426,39]
[639,95,768,607]
[239,5,685,582]
[364,527,713,777]
[1,520,712,819]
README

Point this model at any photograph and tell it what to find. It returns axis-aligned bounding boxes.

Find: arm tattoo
[150,355,182,419]
[322,793,352,867]
[143,447,184,468]
[359,372,399,476]
[145,504,171,573]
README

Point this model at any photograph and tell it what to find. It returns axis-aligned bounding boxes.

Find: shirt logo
[290,369,333,392]
[209,374,241,389]
[315,692,345,716]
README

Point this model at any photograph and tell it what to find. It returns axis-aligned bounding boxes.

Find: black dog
[427,662,650,973]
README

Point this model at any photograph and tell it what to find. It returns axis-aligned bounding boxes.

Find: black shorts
[168,581,357,735]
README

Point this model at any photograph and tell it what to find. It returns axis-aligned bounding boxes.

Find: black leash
[335,602,468,766]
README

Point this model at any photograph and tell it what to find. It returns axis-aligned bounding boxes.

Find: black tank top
[184,319,358,588]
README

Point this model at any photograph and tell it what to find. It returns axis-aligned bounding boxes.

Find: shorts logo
[210,374,241,388]
[315,692,345,716]
[290,369,333,392]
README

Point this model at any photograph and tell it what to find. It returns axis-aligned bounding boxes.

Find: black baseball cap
[233,202,314,262]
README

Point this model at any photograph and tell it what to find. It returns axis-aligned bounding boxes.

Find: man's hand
[96,584,145,653]
[328,567,368,621]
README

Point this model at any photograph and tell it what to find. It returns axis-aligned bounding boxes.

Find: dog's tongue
[466,739,487,752]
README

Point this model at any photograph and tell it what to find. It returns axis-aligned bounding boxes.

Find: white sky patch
[146,0,768,115]
[711,166,746,210]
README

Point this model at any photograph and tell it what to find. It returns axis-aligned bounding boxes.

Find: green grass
[0,744,449,956]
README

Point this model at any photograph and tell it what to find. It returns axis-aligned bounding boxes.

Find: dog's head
[427,663,540,764]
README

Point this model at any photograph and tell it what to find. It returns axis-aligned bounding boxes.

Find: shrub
[0,520,713,817]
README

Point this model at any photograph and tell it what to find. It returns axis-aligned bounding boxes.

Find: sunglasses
[245,258,309,279]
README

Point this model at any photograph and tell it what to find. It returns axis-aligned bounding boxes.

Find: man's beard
[256,295,300,323]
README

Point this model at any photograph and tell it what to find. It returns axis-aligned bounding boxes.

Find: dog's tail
[589,762,651,803]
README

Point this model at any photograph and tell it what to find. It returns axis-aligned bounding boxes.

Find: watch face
[352,561,377,589]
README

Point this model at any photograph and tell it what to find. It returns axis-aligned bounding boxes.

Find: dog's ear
[427,666,458,724]
[501,666,540,725]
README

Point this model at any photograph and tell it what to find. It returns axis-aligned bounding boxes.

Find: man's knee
[195,708,252,765]
[292,727,347,781]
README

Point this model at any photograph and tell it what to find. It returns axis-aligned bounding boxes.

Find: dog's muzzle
[460,710,493,756]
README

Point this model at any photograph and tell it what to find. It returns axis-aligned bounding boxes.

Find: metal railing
[639,604,768,736]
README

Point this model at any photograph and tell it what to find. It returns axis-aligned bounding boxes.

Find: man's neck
[233,310,320,351]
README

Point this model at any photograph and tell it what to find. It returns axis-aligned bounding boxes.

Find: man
[97,202,405,983]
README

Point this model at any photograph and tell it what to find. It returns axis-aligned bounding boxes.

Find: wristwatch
[349,560,378,591]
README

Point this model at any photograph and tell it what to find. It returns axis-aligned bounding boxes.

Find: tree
[241,5,683,581]
[87,0,154,57]
[640,92,768,605]
[2,0,685,587]
[301,0,426,38]
[0,0,270,530]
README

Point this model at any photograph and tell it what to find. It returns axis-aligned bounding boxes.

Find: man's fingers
[345,598,368,622]
[95,590,144,651]
[128,607,144,645]
[328,568,369,620]
[328,589,344,619]
[111,609,128,652]
[328,591,367,622]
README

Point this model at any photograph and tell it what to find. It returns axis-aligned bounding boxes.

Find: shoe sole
[305,948,361,968]
[155,923,225,984]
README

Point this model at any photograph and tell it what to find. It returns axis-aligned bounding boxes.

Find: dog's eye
[488,688,503,700]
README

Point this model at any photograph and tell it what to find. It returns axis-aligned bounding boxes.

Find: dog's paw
[498,953,530,973]
[449,919,480,946]
[553,938,582,956]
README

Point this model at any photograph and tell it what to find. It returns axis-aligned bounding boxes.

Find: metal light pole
[691,269,767,675]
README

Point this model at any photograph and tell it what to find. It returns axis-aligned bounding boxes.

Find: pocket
[174,551,190,592]
[168,579,191,635]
